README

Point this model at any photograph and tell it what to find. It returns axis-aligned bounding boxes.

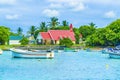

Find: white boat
[0,49,3,54]
[107,48,120,59]
[10,48,54,59]
[109,52,120,59]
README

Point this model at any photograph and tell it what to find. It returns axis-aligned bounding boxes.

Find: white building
[9,36,23,45]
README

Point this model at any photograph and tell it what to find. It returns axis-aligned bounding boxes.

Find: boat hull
[11,49,54,59]
[109,53,120,59]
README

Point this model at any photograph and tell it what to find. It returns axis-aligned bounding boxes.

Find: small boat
[107,48,120,59]
[10,48,54,59]
[0,49,3,54]
[64,48,76,52]
[109,52,120,59]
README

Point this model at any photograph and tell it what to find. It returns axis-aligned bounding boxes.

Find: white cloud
[5,14,19,20]
[0,0,16,5]
[69,2,85,11]
[104,11,116,18]
[47,0,85,12]
[43,9,59,17]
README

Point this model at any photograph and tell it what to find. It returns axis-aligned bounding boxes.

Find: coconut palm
[62,20,69,27]
[17,27,23,35]
[89,22,97,28]
[39,22,48,32]
[49,17,59,29]
[28,25,36,36]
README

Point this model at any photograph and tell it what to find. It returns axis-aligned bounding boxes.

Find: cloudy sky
[0,0,120,33]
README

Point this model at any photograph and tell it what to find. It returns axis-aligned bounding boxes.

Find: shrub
[20,37,29,45]
[59,38,73,48]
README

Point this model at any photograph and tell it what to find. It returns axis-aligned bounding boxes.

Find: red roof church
[37,24,76,44]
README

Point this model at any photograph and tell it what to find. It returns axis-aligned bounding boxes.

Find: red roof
[40,32,51,40]
[48,30,75,41]
[39,24,75,41]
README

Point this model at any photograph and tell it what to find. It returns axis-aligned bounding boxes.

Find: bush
[20,37,29,45]
[59,38,73,48]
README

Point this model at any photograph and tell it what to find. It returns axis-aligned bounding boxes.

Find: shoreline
[0,45,106,51]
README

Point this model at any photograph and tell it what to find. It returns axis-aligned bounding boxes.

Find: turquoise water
[0,50,120,80]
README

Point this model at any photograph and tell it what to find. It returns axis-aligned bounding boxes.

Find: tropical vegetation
[0,26,10,45]
[19,37,29,45]
[59,38,73,48]
[0,17,120,47]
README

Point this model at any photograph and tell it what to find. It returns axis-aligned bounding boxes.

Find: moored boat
[107,48,120,59]
[109,52,120,59]
[10,48,54,59]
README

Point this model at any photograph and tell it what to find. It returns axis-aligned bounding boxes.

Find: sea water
[0,50,120,80]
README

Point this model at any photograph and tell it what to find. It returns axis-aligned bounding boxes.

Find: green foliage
[10,32,19,36]
[59,38,73,48]
[39,22,48,32]
[62,20,69,27]
[86,27,117,46]
[106,19,120,33]
[105,19,120,45]
[55,26,69,30]
[49,17,60,29]
[79,24,96,40]
[0,26,10,45]
[34,30,40,39]
[73,28,80,44]
[20,37,29,45]
[17,27,23,35]
[28,25,36,36]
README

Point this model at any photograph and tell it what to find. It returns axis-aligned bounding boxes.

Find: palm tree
[62,20,69,27]
[17,27,23,35]
[89,22,97,28]
[49,17,59,29]
[39,22,48,32]
[28,25,36,36]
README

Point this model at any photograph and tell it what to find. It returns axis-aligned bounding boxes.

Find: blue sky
[0,0,120,34]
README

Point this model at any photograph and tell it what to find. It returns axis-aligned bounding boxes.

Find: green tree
[86,28,116,46]
[17,27,23,35]
[62,20,69,27]
[107,19,120,45]
[89,22,96,28]
[28,25,36,36]
[55,20,69,30]
[73,28,80,44]
[19,37,29,45]
[59,38,73,48]
[79,24,96,40]
[106,19,120,33]
[0,26,10,45]
[39,22,48,32]
[55,26,69,30]
[49,17,59,29]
